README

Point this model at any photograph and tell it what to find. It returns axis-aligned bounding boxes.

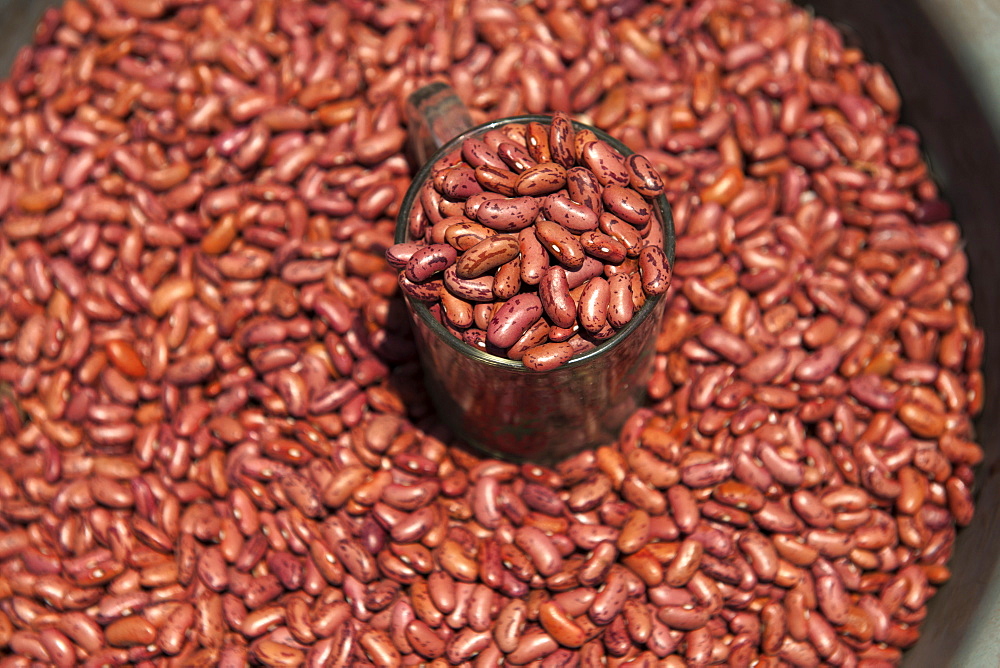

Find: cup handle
[405,82,475,167]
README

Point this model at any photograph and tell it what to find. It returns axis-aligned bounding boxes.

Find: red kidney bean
[494,599,527,654]
[547,114,576,168]
[738,532,779,585]
[681,456,734,488]
[544,193,598,232]
[515,225,550,287]
[514,526,563,577]
[495,139,536,171]
[437,540,480,583]
[578,277,610,334]
[158,602,195,655]
[816,573,852,626]
[581,140,630,187]
[665,537,704,588]
[602,185,652,227]
[486,293,544,349]
[444,220,497,252]
[441,165,484,200]
[493,255,522,301]
[626,154,665,198]
[446,628,492,664]
[578,541,618,587]
[38,628,75,668]
[564,256,606,291]
[471,476,502,530]
[588,565,628,626]
[470,163,531,199]
[405,618,446,659]
[537,600,588,649]
[455,235,520,279]
[579,230,627,265]
[506,628,559,664]
[566,166,603,211]
[534,219,587,270]
[794,344,844,382]
[0,3,984,666]
[666,485,701,534]
[475,196,541,231]
[536,266,577,329]
[443,265,495,303]
[404,244,458,283]
[604,273,635,329]
[332,538,377,584]
[757,444,806,487]
[638,245,671,295]
[516,162,567,196]
[466,584,494,632]
[105,616,157,647]
[698,326,754,365]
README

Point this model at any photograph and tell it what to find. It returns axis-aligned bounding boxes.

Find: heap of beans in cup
[387,113,671,370]
[0,0,986,665]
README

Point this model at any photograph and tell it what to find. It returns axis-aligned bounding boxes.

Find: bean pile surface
[0,0,986,666]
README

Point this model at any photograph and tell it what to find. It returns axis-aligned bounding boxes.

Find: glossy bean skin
[578,277,610,334]
[535,220,587,271]
[548,113,577,169]
[486,293,544,349]
[514,526,563,577]
[0,3,984,666]
[521,341,577,371]
[602,185,652,227]
[626,154,665,197]
[475,197,542,231]
[638,245,672,295]
[519,226,550,286]
[444,266,495,303]
[544,193,598,232]
[566,166,603,211]
[599,213,643,257]
[580,230,627,264]
[539,267,577,329]
[445,220,498,252]
[455,235,520,279]
[607,274,635,328]
[476,165,518,196]
[404,244,458,283]
[516,163,567,197]
[581,140,630,187]
[589,567,628,625]
[665,538,704,587]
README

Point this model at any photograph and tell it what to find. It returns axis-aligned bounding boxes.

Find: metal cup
[396,84,676,463]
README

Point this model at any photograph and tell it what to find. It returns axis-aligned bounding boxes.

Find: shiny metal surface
[917,0,1000,143]
[0,1,58,73]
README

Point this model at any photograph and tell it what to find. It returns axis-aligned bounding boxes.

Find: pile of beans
[0,0,986,666]
[388,112,672,370]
